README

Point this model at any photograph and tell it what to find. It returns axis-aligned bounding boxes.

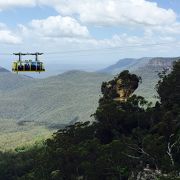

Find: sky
[0,0,180,71]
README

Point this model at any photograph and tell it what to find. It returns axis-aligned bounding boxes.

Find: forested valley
[0,60,180,180]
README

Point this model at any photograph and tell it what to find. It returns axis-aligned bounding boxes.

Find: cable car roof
[13,52,43,56]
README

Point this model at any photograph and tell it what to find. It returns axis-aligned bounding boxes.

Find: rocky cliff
[147,57,180,69]
[102,70,140,102]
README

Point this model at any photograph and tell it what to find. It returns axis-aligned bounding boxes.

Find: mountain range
[99,57,151,74]
[0,70,112,149]
[0,56,179,149]
[101,57,180,101]
[100,57,179,74]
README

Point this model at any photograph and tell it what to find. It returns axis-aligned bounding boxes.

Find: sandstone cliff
[102,70,141,102]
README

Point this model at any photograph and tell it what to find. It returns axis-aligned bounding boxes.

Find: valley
[0,57,178,150]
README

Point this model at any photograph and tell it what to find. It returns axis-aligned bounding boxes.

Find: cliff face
[114,78,138,102]
[102,70,140,102]
[100,57,180,75]
[147,57,179,69]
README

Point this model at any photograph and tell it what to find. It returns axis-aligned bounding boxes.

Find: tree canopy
[0,61,180,179]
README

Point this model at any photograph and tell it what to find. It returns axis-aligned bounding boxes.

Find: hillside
[1,61,180,179]
[0,67,10,72]
[0,72,34,92]
[0,70,112,149]
[99,57,151,74]
[9,71,111,125]
[0,57,179,149]
[134,57,179,101]
[101,57,180,101]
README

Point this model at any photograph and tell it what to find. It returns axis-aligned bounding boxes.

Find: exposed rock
[147,57,179,70]
[102,70,141,102]
[129,166,162,180]
[136,169,160,180]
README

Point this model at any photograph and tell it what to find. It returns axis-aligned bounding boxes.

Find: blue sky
[0,0,180,71]
[148,0,180,11]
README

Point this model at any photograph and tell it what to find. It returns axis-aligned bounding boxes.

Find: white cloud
[0,23,21,44]
[1,0,179,44]
[85,33,176,49]
[0,30,21,44]
[0,0,177,27]
[41,0,177,27]
[0,0,179,57]
[0,0,36,10]
[28,15,90,39]
[148,22,180,35]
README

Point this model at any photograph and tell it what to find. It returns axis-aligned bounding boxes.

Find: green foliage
[0,61,180,179]
[157,61,180,107]
[101,70,141,100]
[0,71,112,150]
[0,64,163,150]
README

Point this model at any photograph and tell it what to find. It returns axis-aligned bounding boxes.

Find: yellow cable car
[12,52,45,73]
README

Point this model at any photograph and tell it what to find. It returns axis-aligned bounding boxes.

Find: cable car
[12,52,45,73]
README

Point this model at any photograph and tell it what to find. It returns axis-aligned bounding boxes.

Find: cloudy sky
[0,0,180,71]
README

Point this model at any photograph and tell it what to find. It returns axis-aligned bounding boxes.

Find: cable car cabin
[12,61,45,73]
[12,52,45,73]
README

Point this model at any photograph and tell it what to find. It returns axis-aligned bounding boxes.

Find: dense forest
[0,60,180,180]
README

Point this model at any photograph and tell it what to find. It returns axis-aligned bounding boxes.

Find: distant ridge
[100,57,180,75]
[133,57,180,101]
[99,57,151,74]
[0,70,111,126]
[0,66,10,72]
[0,58,179,149]
[147,57,180,68]
[99,57,180,101]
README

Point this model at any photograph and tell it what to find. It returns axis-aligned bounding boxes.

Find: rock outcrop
[102,70,141,102]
